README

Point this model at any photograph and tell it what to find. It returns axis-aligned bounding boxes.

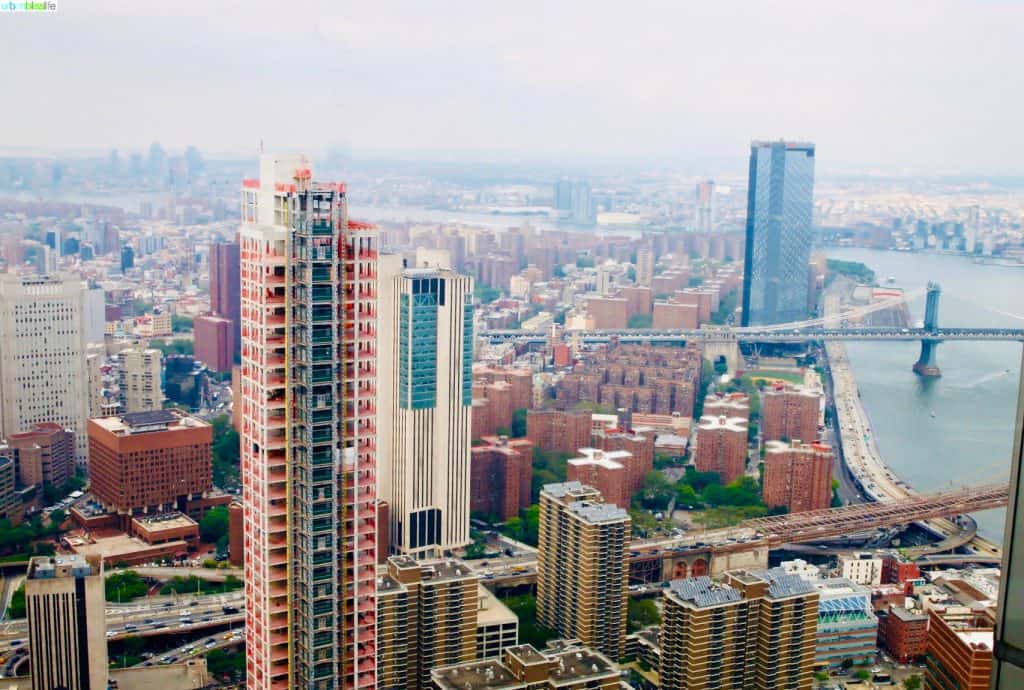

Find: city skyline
[1,2,1023,174]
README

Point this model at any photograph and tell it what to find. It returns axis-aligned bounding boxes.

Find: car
[205,640,217,648]
[106,631,116,638]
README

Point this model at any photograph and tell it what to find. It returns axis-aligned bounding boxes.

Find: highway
[826,341,1003,558]
[127,627,243,669]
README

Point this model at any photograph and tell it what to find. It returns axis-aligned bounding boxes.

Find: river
[826,248,1024,541]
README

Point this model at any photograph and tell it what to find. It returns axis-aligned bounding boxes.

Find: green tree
[474,285,501,304]
[511,408,528,438]
[903,675,922,690]
[500,594,558,648]
[637,471,675,511]
[814,671,829,683]
[171,314,194,333]
[105,571,149,602]
[7,584,25,618]
[199,506,230,544]
[627,598,661,632]
[210,415,240,488]
[627,313,653,329]
[854,669,871,681]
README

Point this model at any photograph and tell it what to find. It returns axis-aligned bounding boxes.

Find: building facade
[209,239,241,356]
[741,140,816,326]
[194,313,234,372]
[87,410,212,525]
[0,274,91,465]
[537,482,630,659]
[760,384,821,444]
[117,347,164,413]
[25,555,107,690]
[3,421,75,488]
[239,155,378,689]
[378,259,474,558]
[469,436,532,520]
[694,414,749,485]
[762,440,833,513]
[526,409,592,455]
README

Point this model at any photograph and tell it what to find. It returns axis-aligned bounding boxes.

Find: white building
[378,257,475,558]
[839,552,883,586]
[117,347,164,413]
[0,274,91,465]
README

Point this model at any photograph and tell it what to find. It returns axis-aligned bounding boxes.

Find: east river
[828,248,1024,540]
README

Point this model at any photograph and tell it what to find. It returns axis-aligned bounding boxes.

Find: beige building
[25,554,107,690]
[377,258,475,558]
[431,642,622,690]
[117,347,164,413]
[476,586,518,660]
[537,482,630,660]
[0,274,92,465]
[376,556,481,689]
[660,570,819,690]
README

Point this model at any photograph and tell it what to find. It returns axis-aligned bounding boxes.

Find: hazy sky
[2,0,1022,173]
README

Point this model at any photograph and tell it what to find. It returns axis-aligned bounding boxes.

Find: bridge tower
[913,282,942,377]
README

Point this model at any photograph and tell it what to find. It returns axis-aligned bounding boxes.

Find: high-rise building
[194,313,234,372]
[3,422,75,489]
[741,140,816,326]
[660,570,819,690]
[117,347,164,413]
[376,557,480,689]
[0,274,91,465]
[209,240,241,356]
[992,356,1024,688]
[925,610,993,690]
[537,481,630,659]
[760,384,821,444]
[88,410,214,529]
[25,554,107,690]
[120,245,134,272]
[762,440,832,513]
[526,408,592,455]
[693,414,749,484]
[695,179,715,232]
[378,258,474,558]
[469,436,532,521]
[239,154,378,689]
[635,244,654,287]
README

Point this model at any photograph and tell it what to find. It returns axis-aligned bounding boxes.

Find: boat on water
[930,410,936,418]
[886,276,896,283]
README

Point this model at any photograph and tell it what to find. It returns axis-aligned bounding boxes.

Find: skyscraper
[240,154,378,689]
[537,481,630,659]
[25,554,107,690]
[0,274,91,465]
[209,239,241,356]
[116,347,164,413]
[695,179,715,232]
[992,355,1024,687]
[378,258,474,558]
[741,140,816,326]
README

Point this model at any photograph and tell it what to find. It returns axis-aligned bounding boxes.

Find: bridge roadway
[483,326,1024,344]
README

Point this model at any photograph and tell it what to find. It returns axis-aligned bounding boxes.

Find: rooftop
[567,500,630,525]
[668,576,742,608]
[431,660,523,690]
[697,414,748,433]
[91,409,209,436]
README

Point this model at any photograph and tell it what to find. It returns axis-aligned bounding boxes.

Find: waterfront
[826,248,1024,540]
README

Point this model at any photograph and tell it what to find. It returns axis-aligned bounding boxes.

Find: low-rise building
[839,552,883,586]
[878,605,929,663]
[431,642,622,690]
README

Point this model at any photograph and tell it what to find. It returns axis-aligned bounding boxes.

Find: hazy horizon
[2,1,1023,175]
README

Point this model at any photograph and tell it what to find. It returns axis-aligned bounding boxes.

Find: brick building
[652,302,699,329]
[566,449,632,510]
[616,285,652,319]
[87,410,215,529]
[877,606,929,663]
[2,422,75,488]
[472,381,514,439]
[585,296,628,329]
[526,409,592,455]
[590,428,653,495]
[193,313,233,373]
[693,415,748,484]
[762,440,833,513]
[882,553,922,586]
[926,611,993,690]
[470,436,533,520]
[703,392,751,421]
[761,384,821,443]
[473,366,533,412]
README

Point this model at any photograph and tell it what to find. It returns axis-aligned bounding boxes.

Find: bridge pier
[913,283,942,377]
[704,338,740,375]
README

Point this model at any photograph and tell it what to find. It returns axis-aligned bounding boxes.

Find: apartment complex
[469,436,532,520]
[693,414,749,485]
[926,611,993,690]
[117,347,164,413]
[0,274,92,465]
[25,555,107,690]
[378,259,474,558]
[660,570,819,690]
[526,408,591,455]
[762,440,833,513]
[239,155,378,689]
[376,557,480,689]
[537,482,630,659]
[87,410,213,527]
[760,384,821,444]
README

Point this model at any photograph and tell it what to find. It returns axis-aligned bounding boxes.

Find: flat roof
[431,660,523,690]
[547,647,618,682]
[567,500,629,525]
[92,409,209,435]
[132,513,198,531]
[477,585,517,627]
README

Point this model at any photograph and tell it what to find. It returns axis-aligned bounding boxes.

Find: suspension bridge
[481,283,1024,376]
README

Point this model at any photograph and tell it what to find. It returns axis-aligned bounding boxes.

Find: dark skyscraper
[741,140,816,326]
[120,245,134,272]
[208,240,240,356]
